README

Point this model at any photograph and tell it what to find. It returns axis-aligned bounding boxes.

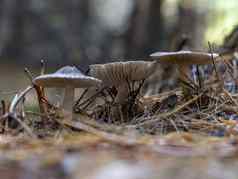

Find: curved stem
[9,86,34,113]
[63,86,74,120]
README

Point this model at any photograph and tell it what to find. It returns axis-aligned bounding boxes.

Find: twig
[169,118,180,133]
[208,42,223,88]
[24,68,34,82]
[208,42,218,77]
[196,65,202,89]
[24,66,49,119]
[40,59,46,75]
[7,86,37,138]
[76,87,106,110]
[130,93,203,127]
[223,88,238,107]
[1,100,6,115]
[74,88,89,108]
[59,119,139,145]
[9,114,37,138]
[9,86,34,113]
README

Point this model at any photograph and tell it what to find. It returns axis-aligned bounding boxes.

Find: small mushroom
[33,66,101,120]
[150,50,219,82]
[89,61,157,104]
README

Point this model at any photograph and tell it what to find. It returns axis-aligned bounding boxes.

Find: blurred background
[1,0,238,96]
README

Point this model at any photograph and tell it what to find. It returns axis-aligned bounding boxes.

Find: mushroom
[33,66,102,120]
[150,50,219,82]
[89,61,157,105]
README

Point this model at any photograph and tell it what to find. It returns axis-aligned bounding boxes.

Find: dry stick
[24,67,48,119]
[190,100,225,118]
[106,88,116,101]
[12,115,37,138]
[208,42,219,78]
[74,112,125,133]
[40,59,46,75]
[131,93,203,127]
[20,96,26,119]
[79,87,107,110]
[128,79,145,119]
[126,78,132,93]
[221,60,238,94]
[180,78,197,91]
[24,68,34,81]
[0,113,8,121]
[169,118,180,133]
[195,65,203,91]
[59,119,140,145]
[0,100,7,131]
[9,86,33,113]
[39,60,48,109]
[224,60,236,82]
[177,117,189,131]
[77,88,105,108]
[233,60,238,79]
[223,89,238,107]
[8,86,36,138]
[222,105,238,113]
[74,88,89,107]
[208,42,224,89]
[1,100,6,115]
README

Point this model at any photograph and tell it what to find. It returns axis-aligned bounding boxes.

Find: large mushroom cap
[150,50,219,65]
[34,66,102,87]
[89,61,156,86]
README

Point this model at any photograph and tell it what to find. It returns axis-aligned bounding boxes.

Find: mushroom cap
[89,61,156,86]
[34,66,102,88]
[150,50,219,65]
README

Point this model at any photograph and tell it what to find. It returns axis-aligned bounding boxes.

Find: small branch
[1,100,6,115]
[130,93,203,127]
[7,86,37,138]
[208,42,223,84]
[40,59,46,75]
[60,119,139,145]
[24,67,49,119]
[9,86,34,113]
[24,67,34,82]
[9,114,37,139]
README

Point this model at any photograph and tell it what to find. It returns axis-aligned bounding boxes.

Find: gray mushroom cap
[150,50,219,65]
[89,61,157,86]
[34,66,102,87]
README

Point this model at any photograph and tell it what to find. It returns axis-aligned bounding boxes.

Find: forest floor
[1,56,238,179]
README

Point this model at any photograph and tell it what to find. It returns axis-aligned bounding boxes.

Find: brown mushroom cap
[150,50,219,65]
[89,61,156,86]
[34,66,102,87]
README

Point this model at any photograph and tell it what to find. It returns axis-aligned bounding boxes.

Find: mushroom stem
[63,86,74,120]
[115,83,129,105]
[178,64,190,82]
[178,64,193,97]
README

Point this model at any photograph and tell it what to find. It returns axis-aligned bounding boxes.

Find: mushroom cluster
[33,50,220,122]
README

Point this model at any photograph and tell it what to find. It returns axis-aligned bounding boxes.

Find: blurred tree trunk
[1,0,28,60]
[0,0,19,59]
[63,0,91,65]
[124,0,165,58]
[170,0,207,50]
